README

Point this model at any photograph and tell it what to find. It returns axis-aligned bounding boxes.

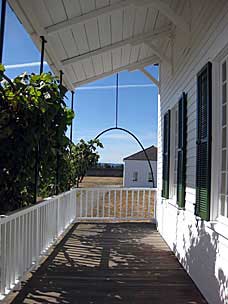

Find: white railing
[0,187,156,298]
[75,188,156,222]
[0,189,76,297]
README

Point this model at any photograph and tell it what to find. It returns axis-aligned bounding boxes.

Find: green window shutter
[162,110,171,199]
[177,93,187,207]
[195,62,212,220]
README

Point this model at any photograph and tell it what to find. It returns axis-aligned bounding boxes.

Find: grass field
[79,176,123,188]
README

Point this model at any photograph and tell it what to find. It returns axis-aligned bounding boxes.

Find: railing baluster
[80,190,83,218]
[0,223,6,295]
[23,214,27,271]
[137,190,140,218]
[120,189,122,219]
[108,191,111,217]
[126,190,128,218]
[36,208,40,259]
[102,191,105,218]
[97,190,99,218]
[114,190,117,219]
[131,190,134,218]
[85,190,88,218]
[27,213,30,269]
[142,190,145,219]
[148,190,151,218]
[91,190,94,218]
[154,190,157,220]
[19,215,23,276]
[6,222,10,291]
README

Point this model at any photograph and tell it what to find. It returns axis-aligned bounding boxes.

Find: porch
[1,188,206,304]
[6,222,206,304]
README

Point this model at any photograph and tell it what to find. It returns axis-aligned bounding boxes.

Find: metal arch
[95,127,155,188]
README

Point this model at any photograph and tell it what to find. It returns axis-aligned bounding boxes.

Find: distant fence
[86,167,123,177]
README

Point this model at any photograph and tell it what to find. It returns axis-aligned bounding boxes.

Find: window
[148,172,153,182]
[219,58,228,218]
[132,171,138,182]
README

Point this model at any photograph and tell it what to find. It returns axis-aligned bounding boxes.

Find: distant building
[123,146,157,188]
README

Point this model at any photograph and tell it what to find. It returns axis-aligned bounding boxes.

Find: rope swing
[95,73,155,188]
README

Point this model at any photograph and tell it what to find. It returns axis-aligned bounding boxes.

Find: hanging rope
[115,73,119,128]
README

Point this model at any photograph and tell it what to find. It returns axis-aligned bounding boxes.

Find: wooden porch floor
[7,223,207,304]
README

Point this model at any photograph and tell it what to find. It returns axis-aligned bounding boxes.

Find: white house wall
[157,1,228,303]
[124,160,157,188]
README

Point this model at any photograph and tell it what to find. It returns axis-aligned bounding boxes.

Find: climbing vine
[0,65,74,212]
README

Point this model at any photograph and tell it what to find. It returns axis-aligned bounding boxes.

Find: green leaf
[0,64,5,73]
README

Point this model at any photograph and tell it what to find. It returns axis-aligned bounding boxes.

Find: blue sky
[3,3,158,163]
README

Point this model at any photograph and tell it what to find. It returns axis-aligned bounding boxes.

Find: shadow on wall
[173,221,228,304]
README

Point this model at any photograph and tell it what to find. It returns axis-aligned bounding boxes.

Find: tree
[69,139,103,187]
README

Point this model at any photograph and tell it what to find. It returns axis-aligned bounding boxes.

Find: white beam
[62,26,171,66]
[134,0,190,33]
[140,68,160,88]
[73,56,158,87]
[46,0,133,35]
[46,0,189,36]
[144,40,170,65]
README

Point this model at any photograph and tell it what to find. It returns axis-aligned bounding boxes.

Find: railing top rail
[1,187,157,224]
[76,187,157,191]
[0,188,76,223]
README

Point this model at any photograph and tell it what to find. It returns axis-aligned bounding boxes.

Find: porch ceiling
[8,0,189,90]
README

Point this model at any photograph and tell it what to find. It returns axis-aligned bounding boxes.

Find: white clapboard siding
[157,1,228,304]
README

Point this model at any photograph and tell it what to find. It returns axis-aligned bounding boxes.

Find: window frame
[211,45,228,225]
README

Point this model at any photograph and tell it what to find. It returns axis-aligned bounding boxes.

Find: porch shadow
[173,220,228,304]
[8,223,207,304]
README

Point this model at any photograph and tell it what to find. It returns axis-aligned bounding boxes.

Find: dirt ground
[79,176,123,188]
